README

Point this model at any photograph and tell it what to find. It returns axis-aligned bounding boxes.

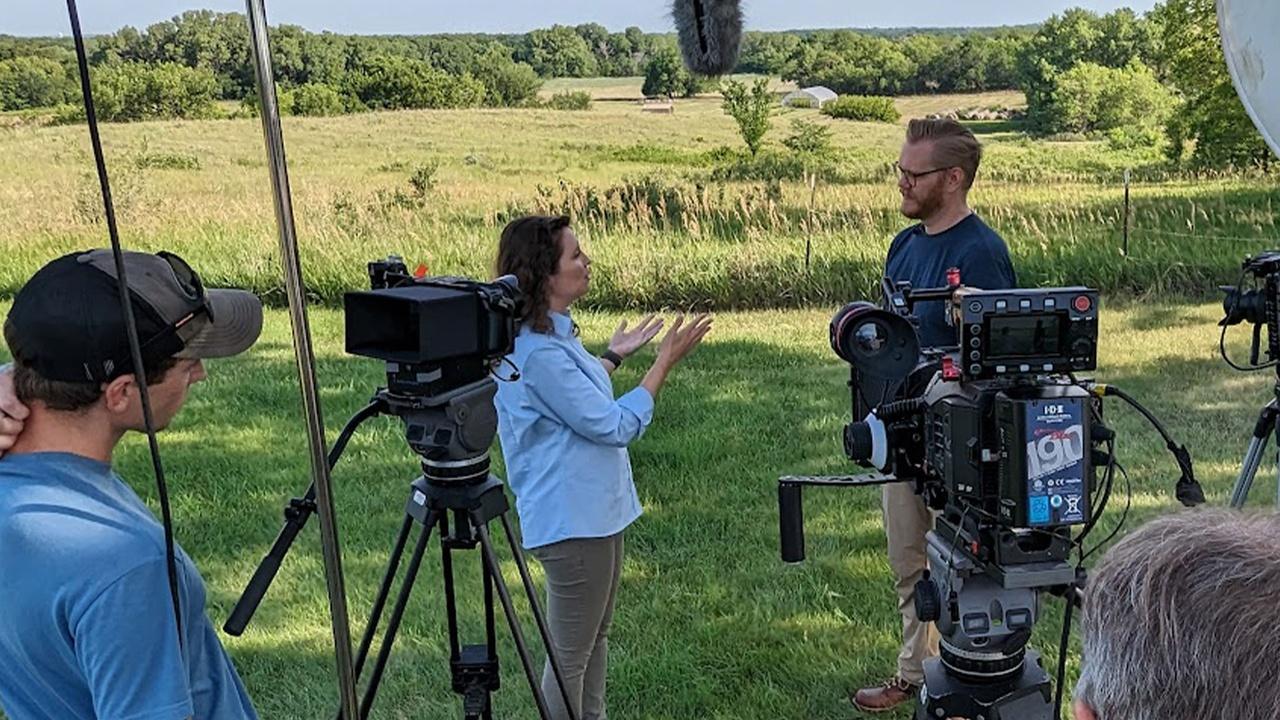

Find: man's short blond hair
[906,118,983,190]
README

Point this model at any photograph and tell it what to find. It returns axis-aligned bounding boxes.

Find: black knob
[844,422,874,463]
[914,574,941,622]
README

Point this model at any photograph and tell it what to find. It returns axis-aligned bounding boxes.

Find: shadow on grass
[3,305,1270,719]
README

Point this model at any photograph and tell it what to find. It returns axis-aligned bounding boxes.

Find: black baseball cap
[4,249,263,383]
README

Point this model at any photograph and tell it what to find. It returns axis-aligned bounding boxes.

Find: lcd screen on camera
[986,315,1062,359]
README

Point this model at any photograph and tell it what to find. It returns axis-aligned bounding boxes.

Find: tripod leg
[352,514,415,682]
[499,513,578,719]
[441,513,462,661]
[472,516,557,720]
[1273,410,1280,510]
[357,509,438,720]
[1232,402,1277,508]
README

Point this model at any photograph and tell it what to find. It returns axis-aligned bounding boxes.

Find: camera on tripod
[344,256,522,482]
[228,258,585,720]
[777,274,1200,720]
[1220,252,1280,510]
[1220,251,1280,367]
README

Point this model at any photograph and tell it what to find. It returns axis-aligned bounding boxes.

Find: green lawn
[2,300,1268,719]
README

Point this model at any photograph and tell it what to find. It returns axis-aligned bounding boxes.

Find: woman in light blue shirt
[494,215,710,720]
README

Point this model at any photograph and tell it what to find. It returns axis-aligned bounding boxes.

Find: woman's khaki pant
[530,532,625,720]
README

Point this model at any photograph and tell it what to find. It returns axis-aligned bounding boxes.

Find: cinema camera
[777,272,1202,720]
[227,258,585,720]
[1221,252,1280,509]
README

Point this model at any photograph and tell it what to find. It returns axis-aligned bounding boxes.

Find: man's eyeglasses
[893,162,952,188]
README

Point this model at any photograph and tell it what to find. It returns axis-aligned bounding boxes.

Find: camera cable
[65,0,185,645]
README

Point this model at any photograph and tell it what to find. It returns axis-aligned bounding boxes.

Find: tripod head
[378,376,500,486]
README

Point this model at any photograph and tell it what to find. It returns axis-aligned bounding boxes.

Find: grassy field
[1,86,1279,718]
[0,300,1272,719]
[1,89,1275,310]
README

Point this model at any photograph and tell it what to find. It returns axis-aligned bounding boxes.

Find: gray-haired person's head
[1074,509,1280,720]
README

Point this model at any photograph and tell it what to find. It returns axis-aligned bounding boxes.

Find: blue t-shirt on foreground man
[0,249,264,720]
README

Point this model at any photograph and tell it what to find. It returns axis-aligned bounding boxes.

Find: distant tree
[471,43,542,106]
[1018,8,1156,134]
[785,31,916,95]
[1049,60,1173,135]
[641,45,705,98]
[344,55,484,110]
[88,62,219,122]
[0,56,74,110]
[1151,0,1272,168]
[518,26,598,78]
[721,77,774,156]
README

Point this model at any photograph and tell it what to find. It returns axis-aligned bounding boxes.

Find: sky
[6,1,1161,37]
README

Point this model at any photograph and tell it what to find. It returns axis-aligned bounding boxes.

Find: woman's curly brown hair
[495,214,572,334]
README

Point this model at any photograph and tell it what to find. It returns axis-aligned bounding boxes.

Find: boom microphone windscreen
[672,0,744,76]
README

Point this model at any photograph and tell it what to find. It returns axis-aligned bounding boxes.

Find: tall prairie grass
[1,95,1275,308]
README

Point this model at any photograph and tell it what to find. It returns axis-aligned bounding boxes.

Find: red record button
[1072,295,1092,312]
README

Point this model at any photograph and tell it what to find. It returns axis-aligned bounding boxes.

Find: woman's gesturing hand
[655,313,713,370]
[608,314,664,359]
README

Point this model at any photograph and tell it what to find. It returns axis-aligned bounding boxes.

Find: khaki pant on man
[881,481,941,686]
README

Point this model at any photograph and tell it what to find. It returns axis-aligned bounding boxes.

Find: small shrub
[721,78,774,156]
[821,95,900,123]
[784,97,814,109]
[135,152,200,170]
[287,83,345,117]
[545,90,592,111]
[782,118,833,156]
[407,162,439,196]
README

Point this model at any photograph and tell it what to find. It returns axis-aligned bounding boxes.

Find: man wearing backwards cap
[0,250,262,720]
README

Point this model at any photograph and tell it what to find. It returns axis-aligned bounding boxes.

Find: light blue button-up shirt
[494,312,654,549]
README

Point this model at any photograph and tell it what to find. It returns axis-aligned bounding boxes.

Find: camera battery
[996,390,1092,528]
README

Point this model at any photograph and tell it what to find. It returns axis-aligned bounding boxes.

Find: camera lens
[853,320,889,355]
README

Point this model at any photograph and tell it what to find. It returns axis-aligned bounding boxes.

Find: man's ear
[1073,699,1098,720]
[101,374,136,414]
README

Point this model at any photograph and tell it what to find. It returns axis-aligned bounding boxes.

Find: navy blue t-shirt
[885,213,1017,348]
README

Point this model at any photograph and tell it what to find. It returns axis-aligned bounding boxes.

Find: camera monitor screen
[986,314,1062,359]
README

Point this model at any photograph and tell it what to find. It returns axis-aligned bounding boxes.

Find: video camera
[343,256,523,482]
[1220,251,1280,367]
[778,273,1201,720]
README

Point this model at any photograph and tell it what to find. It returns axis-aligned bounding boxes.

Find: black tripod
[1229,375,1280,509]
[352,468,573,720]
[225,387,579,720]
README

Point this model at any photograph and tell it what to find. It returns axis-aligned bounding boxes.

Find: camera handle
[224,397,386,636]
[777,473,910,564]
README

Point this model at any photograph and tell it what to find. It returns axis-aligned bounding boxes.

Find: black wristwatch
[601,350,624,368]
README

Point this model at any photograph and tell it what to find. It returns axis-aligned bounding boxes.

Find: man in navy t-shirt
[0,250,263,720]
[853,119,1017,713]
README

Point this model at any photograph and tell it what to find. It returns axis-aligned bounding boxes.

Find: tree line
[0,1,1268,168]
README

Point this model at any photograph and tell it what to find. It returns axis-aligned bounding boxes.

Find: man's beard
[901,183,946,221]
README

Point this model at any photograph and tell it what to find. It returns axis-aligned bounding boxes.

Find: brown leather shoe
[851,676,919,713]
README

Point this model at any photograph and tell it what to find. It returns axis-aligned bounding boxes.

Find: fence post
[805,170,817,274]
[1122,168,1131,257]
